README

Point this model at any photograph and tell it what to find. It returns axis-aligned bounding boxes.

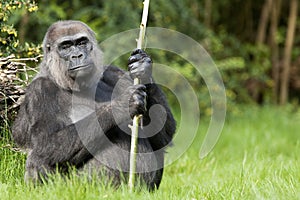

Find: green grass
[1,106,299,199]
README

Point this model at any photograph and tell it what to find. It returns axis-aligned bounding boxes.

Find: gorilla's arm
[127,49,176,150]
[103,65,176,151]
[145,83,176,150]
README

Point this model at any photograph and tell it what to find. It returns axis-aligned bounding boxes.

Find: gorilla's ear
[46,44,51,52]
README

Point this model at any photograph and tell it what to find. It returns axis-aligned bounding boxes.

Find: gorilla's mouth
[68,64,91,72]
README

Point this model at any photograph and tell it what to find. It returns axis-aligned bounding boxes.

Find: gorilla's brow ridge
[55,33,90,45]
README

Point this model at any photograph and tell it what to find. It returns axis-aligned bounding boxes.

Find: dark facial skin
[57,33,94,78]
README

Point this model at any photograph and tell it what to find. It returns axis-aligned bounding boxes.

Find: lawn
[0,106,299,199]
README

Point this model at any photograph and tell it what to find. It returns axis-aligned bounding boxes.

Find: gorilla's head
[38,20,104,90]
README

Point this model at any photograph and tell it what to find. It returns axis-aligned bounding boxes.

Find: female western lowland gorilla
[12,20,176,190]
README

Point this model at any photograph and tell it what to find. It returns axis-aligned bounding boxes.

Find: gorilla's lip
[68,64,91,71]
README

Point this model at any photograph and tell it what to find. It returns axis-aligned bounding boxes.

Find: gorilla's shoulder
[102,65,131,86]
[18,77,60,111]
[103,65,126,77]
[27,77,59,95]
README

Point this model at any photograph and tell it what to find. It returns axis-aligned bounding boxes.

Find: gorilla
[12,20,176,190]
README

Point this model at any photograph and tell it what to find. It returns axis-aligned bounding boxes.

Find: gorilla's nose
[71,53,83,60]
[71,53,84,65]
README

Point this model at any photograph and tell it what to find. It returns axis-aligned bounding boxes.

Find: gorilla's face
[43,21,101,82]
[57,33,95,79]
[41,21,104,90]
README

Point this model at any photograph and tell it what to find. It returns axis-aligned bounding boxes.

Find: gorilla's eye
[76,37,89,47]
[59,41,73,50]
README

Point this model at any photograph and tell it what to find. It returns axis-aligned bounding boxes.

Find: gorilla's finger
[130,48,145,56]
[128,50,149,66]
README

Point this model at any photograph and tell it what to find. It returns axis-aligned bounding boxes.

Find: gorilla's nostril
[72,53,83,59]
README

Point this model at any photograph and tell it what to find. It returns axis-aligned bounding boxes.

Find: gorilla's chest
[66,84,114,123]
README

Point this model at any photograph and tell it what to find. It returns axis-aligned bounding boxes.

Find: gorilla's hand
[128,49,152,84]
[112,84,147,122]
[128,84,147,117]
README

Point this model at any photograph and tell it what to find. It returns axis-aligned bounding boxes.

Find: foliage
[0,0,41,57]
[0,1,42,126]
[2,0,300,114]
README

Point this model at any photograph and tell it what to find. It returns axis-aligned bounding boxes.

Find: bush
[0,0,41,127]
